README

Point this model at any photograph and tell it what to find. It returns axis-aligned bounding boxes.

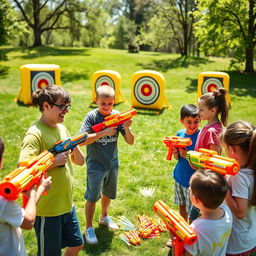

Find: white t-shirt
[0,196,26,256]
[184,204,233,256]
[226,168,256,254]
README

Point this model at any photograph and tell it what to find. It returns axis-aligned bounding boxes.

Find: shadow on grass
[0,65,9,78]
[61,70,89,83]
[136,56,213,72]
[20,46,91,59]
[185,70,256,98]
[83,225,114,255]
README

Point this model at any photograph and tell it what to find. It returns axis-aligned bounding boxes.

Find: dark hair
[220,121,256,205]
[32,85,71,112]
[190,169,228,209]
[180,104,199,119]
[199,88,228,126]
[0,137,5,163]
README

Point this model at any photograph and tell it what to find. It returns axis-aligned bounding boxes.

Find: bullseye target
[91,70,125,104]
[31,71,55,92]
[95,75,115,92]
[134,76,160,105]
[197,71,232,106]
[201,77,223,94]
[131,70,170,110]
[17,64,60,105]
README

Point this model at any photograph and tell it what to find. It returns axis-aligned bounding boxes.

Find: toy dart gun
[91,108,137,133]
[153,200,197,256]
[49,133,88,154]
[0,151,54,206]
[162,136,192,160]
[186,148,240,176]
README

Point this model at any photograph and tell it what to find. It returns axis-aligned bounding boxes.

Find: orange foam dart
[162,136,192,160]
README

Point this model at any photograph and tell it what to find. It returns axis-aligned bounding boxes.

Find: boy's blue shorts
[34,206,83,256]
[84,168,118,202]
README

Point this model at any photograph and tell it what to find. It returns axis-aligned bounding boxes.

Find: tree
[194,0,256,73]
[12,0,86,47]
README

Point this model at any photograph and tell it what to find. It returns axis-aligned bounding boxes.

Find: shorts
[188,205,201,221]
[34,206,83,256]
[84,168,118,202]
[174,181,191,213]
[226,245,256,256]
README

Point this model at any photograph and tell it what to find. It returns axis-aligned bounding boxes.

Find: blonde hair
[96,85,115,98]
[200,88,228,126]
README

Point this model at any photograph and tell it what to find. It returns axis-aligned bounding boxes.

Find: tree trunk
[244,47,254,73]
[33,27,42,47]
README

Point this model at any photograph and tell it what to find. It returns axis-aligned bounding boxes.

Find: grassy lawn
[0,46,256,256]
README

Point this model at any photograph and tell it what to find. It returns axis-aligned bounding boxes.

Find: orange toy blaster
[154,200,197,256]
[0,151,54,206]
[162,136,192,160]
[91,108,137,132]
[186,148,240,176]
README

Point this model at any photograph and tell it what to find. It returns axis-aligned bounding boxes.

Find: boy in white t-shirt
[0,137,51,256]
[184,169,233,256]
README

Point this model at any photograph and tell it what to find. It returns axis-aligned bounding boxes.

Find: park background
[0,0,256,255]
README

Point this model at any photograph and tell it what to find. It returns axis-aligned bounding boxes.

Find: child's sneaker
[99,216,119,230]
[85,227,98,244]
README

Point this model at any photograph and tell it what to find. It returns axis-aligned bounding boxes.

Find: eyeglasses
[52,103,71,111]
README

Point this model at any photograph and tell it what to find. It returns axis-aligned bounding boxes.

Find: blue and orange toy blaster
[154,200,197,256]
[186,148,240,176]
[0,150,54,206]
[91,108,137,133]
[162,136,192,160]
[49,133,88,154]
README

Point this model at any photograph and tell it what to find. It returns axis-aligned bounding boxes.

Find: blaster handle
[91,122,105,133]
[167,147,173,160]
[173,236,185,256]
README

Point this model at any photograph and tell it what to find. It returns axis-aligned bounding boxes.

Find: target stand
[131,70,170,113]
[17,64,61,105]
[91,70,125,105]
[197,71,232,106]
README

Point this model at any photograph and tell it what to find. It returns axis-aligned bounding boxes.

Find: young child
[189,88,229,222]
[0,137,52,256]
[80,85,134,244]
[19,85,85,256]
[220,121,256,255]
[184,169,233,256]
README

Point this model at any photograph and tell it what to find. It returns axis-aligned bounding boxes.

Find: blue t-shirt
[172,129,200,188]
[80,108,125,171]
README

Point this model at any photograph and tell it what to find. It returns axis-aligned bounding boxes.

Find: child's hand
[22,185,36,199]
[179,147,188,158]
[173,148,179,159]
[39,175,52,192]
[123,119,132,128]
[54,152,69,166]
[102,127,117,136]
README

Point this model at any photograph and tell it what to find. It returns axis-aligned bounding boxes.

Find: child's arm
[122,119,134,145]
[209,143,221,155]
[70,145,85,166]
[184,250,192,256]
[225,188,248,219]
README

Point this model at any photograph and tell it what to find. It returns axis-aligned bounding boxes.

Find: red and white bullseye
[202,77,223,94]
[95,76,115,91]
[31,72,55,92]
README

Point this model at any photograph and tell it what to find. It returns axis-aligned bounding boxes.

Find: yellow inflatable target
[91,70,125,104]
[197,71,232,105]
[17,64,60,105]
[131,70,170,110]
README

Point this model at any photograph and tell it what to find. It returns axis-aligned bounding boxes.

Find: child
[184,169,233,256]
[0,137,52,256]
[80,85,134,244]
[189,88,228,222]
[220,121,256,255]
[19,85,86,256]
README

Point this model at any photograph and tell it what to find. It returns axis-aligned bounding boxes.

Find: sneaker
[99,216,119,230]
[85,227,98,244]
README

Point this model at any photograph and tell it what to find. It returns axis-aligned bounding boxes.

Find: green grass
[0,46,256,255]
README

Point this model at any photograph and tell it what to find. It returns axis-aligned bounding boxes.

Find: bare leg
[101,194,111,218]
[85,200,96,228]
[64,244,83,256]
[179,205,188,221]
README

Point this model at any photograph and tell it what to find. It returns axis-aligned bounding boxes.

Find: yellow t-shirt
[19,120,74,216]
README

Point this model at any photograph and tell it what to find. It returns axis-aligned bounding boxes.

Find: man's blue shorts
[84,168,118,202]
[34,206,83,256]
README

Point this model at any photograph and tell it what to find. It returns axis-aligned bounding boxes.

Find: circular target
[95,76,115,93]
[31,72,55,92]
[202,78,223,94]
[134,76,160,105]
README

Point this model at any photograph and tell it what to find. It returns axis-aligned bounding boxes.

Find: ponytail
[200,88,228,126]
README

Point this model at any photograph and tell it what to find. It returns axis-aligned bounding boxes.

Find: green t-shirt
[19,120,74,217]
